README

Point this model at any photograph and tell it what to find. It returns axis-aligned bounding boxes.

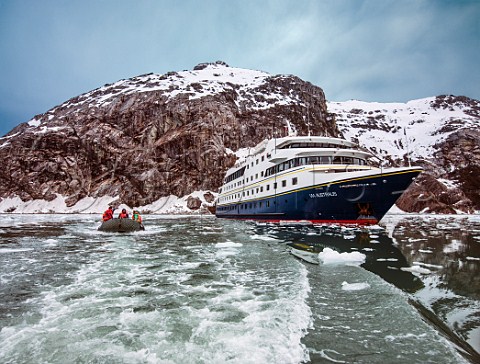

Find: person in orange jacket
[102,206,114,221]
[118,208,129,219]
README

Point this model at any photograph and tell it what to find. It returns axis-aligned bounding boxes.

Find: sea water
[0,214,478,363]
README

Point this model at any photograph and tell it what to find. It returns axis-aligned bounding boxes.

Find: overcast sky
[0,0,479,136]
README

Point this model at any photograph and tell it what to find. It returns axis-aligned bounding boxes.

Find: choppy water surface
[0,214,478,363]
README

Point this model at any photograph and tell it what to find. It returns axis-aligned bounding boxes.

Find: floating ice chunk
[249,234,277,241]
[443,239,463,253]
[466,256,480,261]
[418,249,433,253]
[44,238,58,246]
[413,262,442,269]
[341,281,371,291]
[401,266,432,274]
[290,247,319,265]
[318,248,366,265]
[215,241,243,248]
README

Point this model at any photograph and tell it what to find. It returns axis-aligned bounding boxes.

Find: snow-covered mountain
[0,62,478,214]
[330,95,480,213]
[329,96,479,162]
[0,61,335,213]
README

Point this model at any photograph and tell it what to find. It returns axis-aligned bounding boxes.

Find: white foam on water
[215,241,243,248]
[181,264,312,364]
[0,248,34,253]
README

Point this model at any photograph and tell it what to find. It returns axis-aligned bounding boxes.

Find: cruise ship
[215,136,422,224]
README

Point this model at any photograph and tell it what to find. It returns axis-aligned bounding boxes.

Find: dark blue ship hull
[216,169,422,224]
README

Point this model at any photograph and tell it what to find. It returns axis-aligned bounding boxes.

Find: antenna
[307,104,311,137]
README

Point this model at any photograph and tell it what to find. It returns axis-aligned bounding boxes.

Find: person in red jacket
[102,206,114,221]
[118,208,129,219]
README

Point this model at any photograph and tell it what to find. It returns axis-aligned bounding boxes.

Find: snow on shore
[0,191,216,214]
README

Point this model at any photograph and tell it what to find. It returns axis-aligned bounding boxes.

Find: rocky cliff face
[0,61,337,212]
[1,63,478,214]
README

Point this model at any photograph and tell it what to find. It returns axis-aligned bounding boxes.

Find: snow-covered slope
[25,61,306,130]
[329,96,480,162]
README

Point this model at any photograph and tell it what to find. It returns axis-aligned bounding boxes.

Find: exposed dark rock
[0,63,337,211]
[1,64,478,214]
[186,196,202,210]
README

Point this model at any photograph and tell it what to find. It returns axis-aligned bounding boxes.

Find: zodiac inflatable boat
[98,218,145,232]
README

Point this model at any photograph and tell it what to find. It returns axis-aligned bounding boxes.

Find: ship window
[255,173,258,179]
[274,182,277,189]
[224,166,247,184]
[333,156,342,164]
[344,157,353,164]
[261,171,264,177]
[266,201,270,207]
[260,186,263,192]
[292,177,298,185]
[261,156,264,162]
[320,156,331,164]
[266,184,270,191]
[282,180,287,187]
[256,159,258,165]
